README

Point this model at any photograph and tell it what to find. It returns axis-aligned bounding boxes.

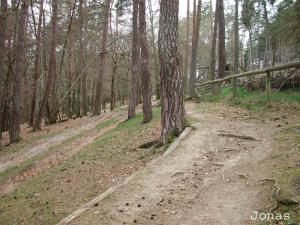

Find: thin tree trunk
[209,0,213,44]
[210,0,220,81]
[128,0,139,119]
[233,0,239,73]
[158,0,186,144]
[110,11,118,112]
[147,0,160,100]
[0,0,8,147]
[22,67,29,123]
[79,0,87,116]
[139,0,152,123]
[29,0,43,127]
[184,0,190,94]
[93,0,111,115]
[10,0,29,143]
[110,61,116,111]
[208,0,213,72]
[67,41,73,117]
[188,0,202,97]
[33,0,57,131]
[249,29,253,70]
[217,0,226,79]
[262,0,270,68]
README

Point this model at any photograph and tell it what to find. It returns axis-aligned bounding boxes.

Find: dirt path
[0,111,124,173]
[57,102,281,225]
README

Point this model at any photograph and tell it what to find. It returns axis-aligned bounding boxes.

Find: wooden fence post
[266,71,271,100]
[232,77,237,99]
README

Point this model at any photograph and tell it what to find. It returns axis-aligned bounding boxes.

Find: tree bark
[233,0,239,73]
[79,0,87,116]
[93,0,111,115]
[262,0,270,68]
[217,0,226,79]
[249,29,253,70]
[0,0,8,147]
[139,0,152,123]
[110,11,118,112]
[188,0,202,97]
[184,0,190,94]
[158,0,186,144]
[128,0,139,119]
[110,61,116,111]
[147,0,160,100]
[10,0,29,143]
[210,0,220,80]
[29,0,43,127]
[33,0,57,131]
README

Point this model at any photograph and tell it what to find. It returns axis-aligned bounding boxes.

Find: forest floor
[0,94,299,225]
[0,105,129,195]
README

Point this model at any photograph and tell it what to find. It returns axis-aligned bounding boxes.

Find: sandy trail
[55,102,277,225]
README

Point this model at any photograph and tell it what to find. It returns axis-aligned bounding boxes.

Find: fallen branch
[218,132,258,141]
[207,162,224,167]
[278,69,298,91]
[224,148,239,152]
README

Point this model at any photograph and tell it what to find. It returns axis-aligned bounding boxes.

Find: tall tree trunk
[49,0,59,123]
[210,0,220,80]
[93,0,111,115]
[233,0,239,73]
[188,0,202,97]
[33,0,57,131]
[22,67,29,123]
[79,0,87,116]
[139,0,152,123]
[147,0,160,100]
[217,0,226,79]
[67,40,73,117]
[249,29,253,70]
[110,61,116,111]
[10,0,29,143]
[0,0,8,147]
[209,0,213,44]
[29,0,43,127]
[262,0,270,68]
[110,11,118,112]
[158,0,186,144]
[128,0,139,119]
[208,0,213,64]
[184,0,190,94]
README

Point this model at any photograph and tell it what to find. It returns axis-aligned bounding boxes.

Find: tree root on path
[207,162,224,167]
[238,173,249,179]
[260,178,281,213]
[218,132,258,141]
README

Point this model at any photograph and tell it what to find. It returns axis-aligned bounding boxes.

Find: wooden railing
[195,61,300,99]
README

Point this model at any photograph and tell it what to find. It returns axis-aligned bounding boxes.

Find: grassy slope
[0,108,163,225]
[0,118,121,183]
[205,87,300,111]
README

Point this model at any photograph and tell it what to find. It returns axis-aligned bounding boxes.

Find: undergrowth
[202,86,300,111]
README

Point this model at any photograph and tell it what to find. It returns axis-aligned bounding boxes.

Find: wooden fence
[194,61,300,100]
